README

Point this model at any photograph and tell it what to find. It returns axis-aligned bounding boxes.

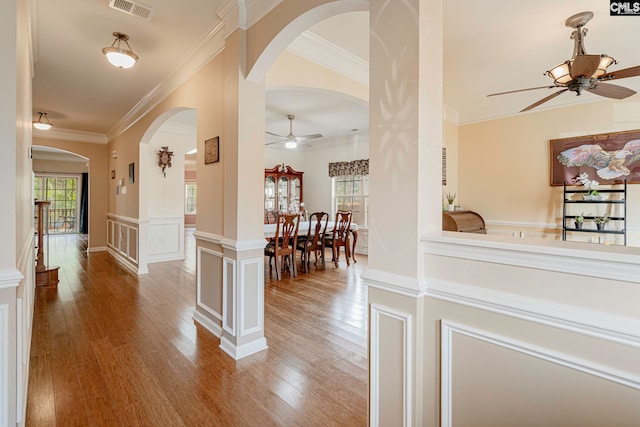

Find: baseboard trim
[193,309,222,338]
[87,246,107,253]
[219,336,268,360]
[107,247,147,275]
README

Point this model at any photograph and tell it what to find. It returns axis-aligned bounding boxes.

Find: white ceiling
[31,1,640,145]
[445,1,640,124]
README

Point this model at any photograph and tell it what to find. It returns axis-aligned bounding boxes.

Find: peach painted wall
[458,99,640,245]
[108,55,225,236]
[32,137,109,250]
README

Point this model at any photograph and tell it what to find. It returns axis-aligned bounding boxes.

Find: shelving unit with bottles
[562,180,627,245]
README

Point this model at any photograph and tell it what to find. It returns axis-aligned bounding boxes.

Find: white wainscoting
[195,245,224,338]
[147,217,184,263]
[354,226,368,255]
[370,303,412,427]
[239,258,264,337]
[222,257,237,337]
[107,214,143,274]
[440,320,640,427]
[0,302,8,427]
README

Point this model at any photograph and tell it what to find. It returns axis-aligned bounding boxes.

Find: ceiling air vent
[108,0,154,21]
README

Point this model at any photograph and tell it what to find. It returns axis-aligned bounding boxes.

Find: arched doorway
[138,108,197,271]
[31,145,93,252]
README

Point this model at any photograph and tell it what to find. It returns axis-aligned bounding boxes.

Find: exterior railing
[47,208,77,234]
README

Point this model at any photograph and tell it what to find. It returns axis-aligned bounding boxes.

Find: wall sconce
[158,146,174,177]
[112,150,118,159]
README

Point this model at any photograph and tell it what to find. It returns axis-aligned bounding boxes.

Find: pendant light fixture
[33,112,53,130]
[102,32,139,69]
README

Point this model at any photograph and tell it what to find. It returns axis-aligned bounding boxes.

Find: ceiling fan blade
[265,131,285,138]
[296,133,323,141]
[570,55,600,79]
[265,140,284,146]
[520,89,569,112]
[601,65,640,80]
[586,82,636,99]
[487,86,559,97]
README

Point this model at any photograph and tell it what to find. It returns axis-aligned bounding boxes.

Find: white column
[363,0,443,425]
[217,28,268,359]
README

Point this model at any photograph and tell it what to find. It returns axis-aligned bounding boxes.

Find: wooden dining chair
[265,210,278,224]
[325,210,352,267]
[264,213,300,280]
[297,211,329,273]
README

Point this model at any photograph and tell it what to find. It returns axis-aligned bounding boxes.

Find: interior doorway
[34,174,86,235]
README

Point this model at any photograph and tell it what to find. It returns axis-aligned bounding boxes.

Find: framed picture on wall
[550,129,640,185]
[129,162,135,184]
[204,137,219,164]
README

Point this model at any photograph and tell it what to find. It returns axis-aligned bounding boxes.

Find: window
[333,175,369,227]
[185,182,196,214]
[34,175,80,234]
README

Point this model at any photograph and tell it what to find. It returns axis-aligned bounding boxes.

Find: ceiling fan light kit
[265,114,324,149]
[488,11,640,112]
[102,32,139,69]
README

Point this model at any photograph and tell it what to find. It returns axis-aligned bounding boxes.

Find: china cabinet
[264,164,303,218]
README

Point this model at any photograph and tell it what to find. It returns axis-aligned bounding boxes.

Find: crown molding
[106,21,226,140]
[217,0,241,35]
[286,30,369,85]
[33,127,108,144]
[244,0,282,29]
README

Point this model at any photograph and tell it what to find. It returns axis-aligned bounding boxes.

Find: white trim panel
[422,233,640,283]
[426,279,640,349]
[440,320,640,427]
[222,258,236,336]
[0,270,23,290]
[0,303,8,427]
[196,246,224,322]
[147,218,184,263]
[370,304,412,427]
[239,258,264,337]
[361,268,427,298]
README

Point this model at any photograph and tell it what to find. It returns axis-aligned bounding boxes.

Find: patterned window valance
[328,159,369,177]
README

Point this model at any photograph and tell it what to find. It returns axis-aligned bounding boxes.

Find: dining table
[263,221,358,264]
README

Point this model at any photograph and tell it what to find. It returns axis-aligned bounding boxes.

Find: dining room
[262,85,370,280]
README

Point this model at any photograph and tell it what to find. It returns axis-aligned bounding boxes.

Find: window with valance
[328,159,369,177]
[329,159,369,227]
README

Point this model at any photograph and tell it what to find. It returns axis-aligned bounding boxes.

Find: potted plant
[574,173,601,200]
[574,213,584,229]
[444,192,456,212]
[594,214,609,230]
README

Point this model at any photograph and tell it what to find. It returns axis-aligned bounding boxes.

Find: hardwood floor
[26,232,368,426]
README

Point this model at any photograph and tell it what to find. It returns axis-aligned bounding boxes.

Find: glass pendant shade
[547,55,616,85]
[594,55,615,78]
[102,32,138,69]
[547,61,572,85]
[33,112,53,130]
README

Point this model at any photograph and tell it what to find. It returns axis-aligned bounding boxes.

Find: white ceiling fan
[266,114,323,149]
